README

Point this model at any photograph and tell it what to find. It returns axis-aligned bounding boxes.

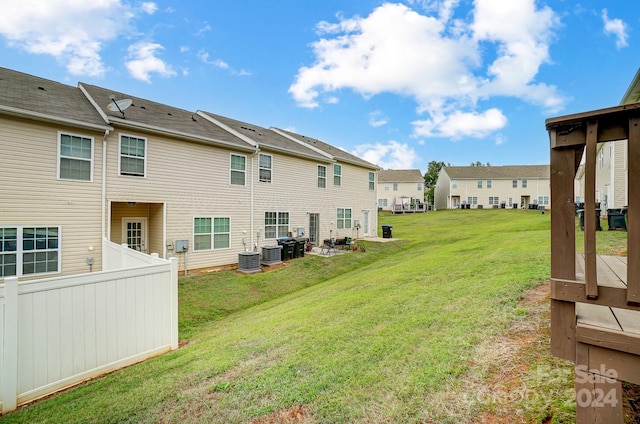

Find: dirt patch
[250,405,312,424]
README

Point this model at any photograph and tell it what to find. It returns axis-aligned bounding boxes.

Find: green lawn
[1,210,627,423]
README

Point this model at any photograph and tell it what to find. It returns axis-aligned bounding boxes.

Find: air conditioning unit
[261,245,282,265]
[238,252,260,273]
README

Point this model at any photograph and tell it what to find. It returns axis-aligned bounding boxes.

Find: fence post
[3,277,18,413]
[169,257,179,350]
[121,243,128,269]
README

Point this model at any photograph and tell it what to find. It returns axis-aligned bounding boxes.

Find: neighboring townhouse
[272,128,380,239]
[434,165,550,210]
[376,169,425,212]
[0,67,378,279]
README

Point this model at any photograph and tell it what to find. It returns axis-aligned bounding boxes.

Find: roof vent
[140,106,146,110]
[38,86,46,91]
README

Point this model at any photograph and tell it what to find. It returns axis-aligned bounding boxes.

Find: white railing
[102,238,168,269]
[0,247,178,413]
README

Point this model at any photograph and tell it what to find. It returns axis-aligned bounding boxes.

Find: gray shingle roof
[273,128,378,170]
[378,169,423,183]
[443,165,550,179]
[79,83,254,151]
[201,113,331,162]
[0,67,109,129]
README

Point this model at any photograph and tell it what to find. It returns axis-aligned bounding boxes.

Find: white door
[122,218,148,252]
[363,210,370,236]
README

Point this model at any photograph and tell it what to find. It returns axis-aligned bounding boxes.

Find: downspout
[251,146,259,250]
[102,130,109,240]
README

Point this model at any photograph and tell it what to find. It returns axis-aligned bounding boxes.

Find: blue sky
[0,1,637,173]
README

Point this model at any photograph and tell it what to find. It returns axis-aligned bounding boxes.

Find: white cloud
[290,0,565,139]
[369,110,389,127]
[141,2,158,15]
[352,140,418,169]
[602,9,628,49]
[125,42,176,82]
[412,108,507,139]
[0,0,133,76]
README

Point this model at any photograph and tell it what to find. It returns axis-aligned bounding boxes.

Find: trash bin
[293,237,307,258]
[277,237,295,260]
[500,202,506,209]
[382,225,393,239]
[577,209,602,231]
[512,204,518,209]
[607,208,627,231]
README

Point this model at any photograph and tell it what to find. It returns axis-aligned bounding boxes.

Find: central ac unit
[261,245,282,265]
[238,252,260,273]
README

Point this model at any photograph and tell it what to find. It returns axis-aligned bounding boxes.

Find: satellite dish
[107,98,132,112]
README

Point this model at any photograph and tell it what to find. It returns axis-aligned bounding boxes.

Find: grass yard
[1,209,629,423]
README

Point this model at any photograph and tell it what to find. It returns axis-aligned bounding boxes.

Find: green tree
[423,161,446,205]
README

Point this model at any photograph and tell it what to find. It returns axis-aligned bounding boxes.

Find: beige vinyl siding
[613,140,627,209]
[251,153,377,243]
[105,130,251,271]
[0,117,104,279]
[450,178,550,208]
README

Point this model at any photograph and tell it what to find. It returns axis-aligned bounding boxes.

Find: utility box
[175,239,189,252]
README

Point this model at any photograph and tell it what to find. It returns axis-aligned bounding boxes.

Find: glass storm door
[309,213,319,245]
[122,218,147,252]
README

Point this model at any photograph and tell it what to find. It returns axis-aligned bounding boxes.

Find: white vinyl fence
[0,240,178,413]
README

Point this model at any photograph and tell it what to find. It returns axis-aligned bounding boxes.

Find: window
[333,164,342,186]
[265,212,289,239]
[0,226,60,277]
[467,196,478,205]
[522,179,528,188]
[477,180,482,188]
[378,199,388,207]
[59,133,93,181]
[337,208,352,229]
[369,172,375,190]
[259,153,272,183]
[538,196,550,205]
[417,182,423,191]
[452,180,458,189]
[317,165,327,188]
[512,180,517,188]
[194,217,230,251]
[384,183,390,191]
[230,154,246,185]
[486,180,492,188]
[393,183,398,191]
[489,196,500,205]
[120,135,146,177]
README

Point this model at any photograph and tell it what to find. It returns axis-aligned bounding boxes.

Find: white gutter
[0,105,112,132]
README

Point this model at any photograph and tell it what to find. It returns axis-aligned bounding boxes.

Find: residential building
[377,169,425,212]
[0,67,378,279]
[434,165,550,210]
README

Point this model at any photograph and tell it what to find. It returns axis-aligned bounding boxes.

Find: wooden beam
[551,279,640,311]
[584,120,598,299]
[628,116,640,304]
[589,345,640,386]
[575,343,623,424]
[551,300,576,361]
[577,323,640,356]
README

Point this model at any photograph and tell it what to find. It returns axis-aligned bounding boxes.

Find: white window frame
[0,226,61,277]
[368,172,375,191]
[452,180,458,189]
[489,196,500,205]
[477,180,482,189]
[467,196,478,205]
[522,179,528,188]
[119,134,147,178]
[512,180,517,188]
[333,164,342,187]
[317,165,327,188]
[538,196,550,205]
[393,183,398,191]
[417,182,423,191]
[384,183,390,191]
[230,154,246,186]
[486,180,492,189]
[57,131,94,182]
[378,199,388,207]
[259,153,272,183]
[193,217,231,251]
[337,208,352,229]
[265,212,290,239]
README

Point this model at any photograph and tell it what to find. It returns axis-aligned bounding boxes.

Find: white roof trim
[196,111,258,148]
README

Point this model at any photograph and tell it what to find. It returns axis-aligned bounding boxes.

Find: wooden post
[550,137,578,361]
[628,116,640,304]
[584,120,598,299]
